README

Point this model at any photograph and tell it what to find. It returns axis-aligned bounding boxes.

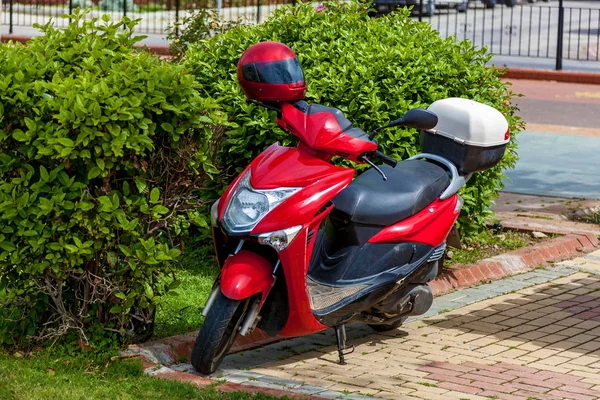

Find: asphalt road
[509,79,600,129]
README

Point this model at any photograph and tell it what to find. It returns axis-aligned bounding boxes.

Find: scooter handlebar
[374,151,397,168]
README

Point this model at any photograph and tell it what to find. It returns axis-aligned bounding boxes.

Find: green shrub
[0,12,226,346]
[167,9,244,60]
[183,1,523,238]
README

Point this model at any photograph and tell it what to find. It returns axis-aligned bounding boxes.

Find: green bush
[0,12,226,346]
[183,1,523,238]
[167,9,244,60]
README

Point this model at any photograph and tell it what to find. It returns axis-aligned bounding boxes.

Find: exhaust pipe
[379,284,434,316]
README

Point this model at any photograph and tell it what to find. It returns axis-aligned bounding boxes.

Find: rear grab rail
[407,153,471,200]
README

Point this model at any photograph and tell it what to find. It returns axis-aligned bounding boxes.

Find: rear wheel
[482,0,496,8]
[191,292,251,375]
[368,316,408,332]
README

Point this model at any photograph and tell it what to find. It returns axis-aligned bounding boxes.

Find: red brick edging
[428,231,598,295]
[499,67,600,85]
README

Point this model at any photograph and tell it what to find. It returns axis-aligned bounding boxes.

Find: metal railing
[2,0,599,70]
[407,0,599,69]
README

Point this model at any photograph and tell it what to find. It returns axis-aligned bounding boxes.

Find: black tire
[482,0,496,8]
[504,0,517,6]
[191,292,250,375]
[527,0,536,3]
[368,316,408,332]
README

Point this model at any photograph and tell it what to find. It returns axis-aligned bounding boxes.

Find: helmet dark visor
[241,58,305,84]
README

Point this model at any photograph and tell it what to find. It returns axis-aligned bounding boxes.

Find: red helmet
[237,42,306,102]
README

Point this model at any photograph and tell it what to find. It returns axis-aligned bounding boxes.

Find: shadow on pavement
[417,274,600,359]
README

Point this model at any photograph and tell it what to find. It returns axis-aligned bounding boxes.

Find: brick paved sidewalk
[168,249,600,400]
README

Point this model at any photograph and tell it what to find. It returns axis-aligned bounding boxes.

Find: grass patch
[154,234,219,339]
[0,352,285,400]
[444,229,553,268]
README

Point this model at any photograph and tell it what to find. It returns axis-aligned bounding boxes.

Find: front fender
[220,250,274,303]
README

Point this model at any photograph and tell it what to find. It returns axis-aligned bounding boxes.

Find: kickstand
[334,325,354,365]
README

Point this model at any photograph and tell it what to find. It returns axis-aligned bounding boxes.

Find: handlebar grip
[375,151,397,168]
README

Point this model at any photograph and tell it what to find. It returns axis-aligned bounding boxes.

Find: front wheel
[191,291,250,375]
[368,316,408,332]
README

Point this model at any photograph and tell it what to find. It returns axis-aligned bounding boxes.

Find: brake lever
[358,155,387,181]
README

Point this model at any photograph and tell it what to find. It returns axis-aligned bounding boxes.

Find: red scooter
[191,42,510,375]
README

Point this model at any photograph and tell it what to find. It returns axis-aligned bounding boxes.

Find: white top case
[427,98,510,148]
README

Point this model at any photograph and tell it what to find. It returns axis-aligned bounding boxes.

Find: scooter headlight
[222,171,300,234]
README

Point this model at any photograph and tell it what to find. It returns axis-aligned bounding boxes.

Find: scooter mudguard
[220,250,274,303]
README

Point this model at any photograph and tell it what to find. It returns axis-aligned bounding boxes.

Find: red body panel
[220,250,275,303]
[217,143,353,336]
[368,196,460,246]
[277,102,377,162]
[249,143,353,189]
[277,227,328,337]
[249,145,354,234]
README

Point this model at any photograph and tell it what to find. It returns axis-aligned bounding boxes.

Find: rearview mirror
[390,108,438,131]
[369,108,439,140]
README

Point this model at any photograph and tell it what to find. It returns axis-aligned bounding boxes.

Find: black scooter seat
[332,160,450,226]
